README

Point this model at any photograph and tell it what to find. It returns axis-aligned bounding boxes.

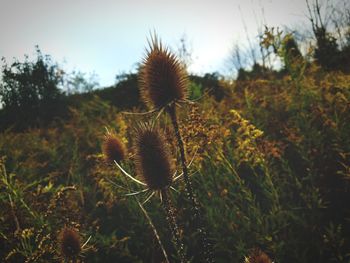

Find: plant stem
[161,189,187,263]
[136,199,170,263]
[167,104,192,201]
[167,103,213,263]
[119,165,170,263]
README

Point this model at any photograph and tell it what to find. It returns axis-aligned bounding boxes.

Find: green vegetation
[1,3,350,262]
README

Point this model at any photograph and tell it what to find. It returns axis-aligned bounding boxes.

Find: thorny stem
[161,189,187,263]
[136,199,170,263]
[167,103,214,263]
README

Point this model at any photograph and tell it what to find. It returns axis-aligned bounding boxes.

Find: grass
[0,63,350,262]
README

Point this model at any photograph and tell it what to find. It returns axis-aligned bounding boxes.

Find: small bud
[102,133,127,163]
[245,249,272,263]
[58,227,81,259]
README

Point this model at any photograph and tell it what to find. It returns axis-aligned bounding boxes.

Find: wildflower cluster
[229,109,265,166]
[180,104,229,164]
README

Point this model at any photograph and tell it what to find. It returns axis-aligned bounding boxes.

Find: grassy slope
[0,66,350,262]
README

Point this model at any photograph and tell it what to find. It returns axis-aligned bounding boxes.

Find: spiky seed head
[58,227,81,259]
[102,133,127,163]
[139,34,188,109]
[245,249,272,263]
[134,123,174,190]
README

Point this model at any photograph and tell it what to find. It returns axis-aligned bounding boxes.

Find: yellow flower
[229,109,265,166]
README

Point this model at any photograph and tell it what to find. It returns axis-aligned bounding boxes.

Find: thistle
[133,123,187,263]
[134,122,174,190]
[102,132,127,163]
[139,35,213,262]
[58,227,81,261]
[104,122,187,262]
[139,34,188,110]
[102,125,172,263]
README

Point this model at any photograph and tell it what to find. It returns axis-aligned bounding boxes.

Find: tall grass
[0,50,350,262]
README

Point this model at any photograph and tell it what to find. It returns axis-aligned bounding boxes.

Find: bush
[0,47,63,130]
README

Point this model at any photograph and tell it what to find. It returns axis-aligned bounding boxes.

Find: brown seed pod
[58,227,81,259]
[139,34,188,109]
[102,133,127,163]
[134,123,174,190]
[245,248,272,263]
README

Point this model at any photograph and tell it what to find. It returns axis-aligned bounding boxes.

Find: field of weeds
[1,40,350,262]
[1,1,350,258]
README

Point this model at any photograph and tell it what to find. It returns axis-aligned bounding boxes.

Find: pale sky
[0,0,310,87]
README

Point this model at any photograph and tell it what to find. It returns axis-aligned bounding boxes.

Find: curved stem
[114,161,147,186]
[137,198,170,263]
[119,164,170,263]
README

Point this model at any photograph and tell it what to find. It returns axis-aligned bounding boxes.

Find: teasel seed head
[139,34,188,109]
[102,133,127,163]
[134,123,174,190]
[58,227,81,259]
[245,248,272,263]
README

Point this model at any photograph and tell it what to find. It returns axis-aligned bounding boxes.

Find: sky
[0,0,311,87]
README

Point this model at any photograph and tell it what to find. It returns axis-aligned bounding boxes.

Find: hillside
[1,10,350,260]
[1,58,350,262]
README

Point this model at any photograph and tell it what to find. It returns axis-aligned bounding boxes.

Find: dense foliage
[1,57,350,261]
[0,47,63,129]
[1,4,350,260]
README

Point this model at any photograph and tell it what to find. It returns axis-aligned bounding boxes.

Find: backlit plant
[139,34,213,262]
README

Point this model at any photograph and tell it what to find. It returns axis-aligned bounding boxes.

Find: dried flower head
[58,227,81,259]
[245,249,272,263]
[139,34,188,109]
[134,123,174,190]
[102,133,127,163]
